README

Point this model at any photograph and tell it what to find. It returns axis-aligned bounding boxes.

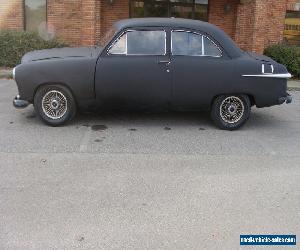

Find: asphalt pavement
[0,79,299,249]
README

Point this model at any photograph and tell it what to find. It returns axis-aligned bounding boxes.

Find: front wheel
[34,85,77,126]
[211,94,251,130]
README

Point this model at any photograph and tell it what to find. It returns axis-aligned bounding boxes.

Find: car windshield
[99,27,117,47]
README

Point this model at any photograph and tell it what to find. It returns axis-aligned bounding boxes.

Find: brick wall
[234,1,256,51]
[252,0,289,53]
[234,0,298,53]
[0,0,24,30]
[95,0,103,43]
[209,0,239,39]
[81,0,97,45]
[47,0,83,46]
[48,0,129,46]
[100,0,129,38]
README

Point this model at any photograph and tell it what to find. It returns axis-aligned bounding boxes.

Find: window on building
[130,0,209,21]
[24,0,47,31]
[171,31,221,57]
[284,10,300,46]
[194,0,209,21]
[109,30,166,55]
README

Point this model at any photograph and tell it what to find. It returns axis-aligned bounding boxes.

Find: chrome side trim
[242,73,292,79]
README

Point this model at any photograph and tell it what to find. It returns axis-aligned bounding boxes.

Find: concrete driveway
[0,79,299,249]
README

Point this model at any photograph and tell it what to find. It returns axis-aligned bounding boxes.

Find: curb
[288,80,300,91]
[288,87,300,91]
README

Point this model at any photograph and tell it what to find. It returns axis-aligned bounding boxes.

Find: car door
[169,30,232,110]
[95,28,172,110]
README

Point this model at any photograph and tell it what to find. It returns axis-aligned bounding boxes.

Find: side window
[172,31,203,56]
[171,30,222,57]
[109,34,127,54]
[203,36,222,57]
[109,30,166,55]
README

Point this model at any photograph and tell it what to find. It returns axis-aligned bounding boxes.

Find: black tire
[34,84,77,126]
[211,94,251,131]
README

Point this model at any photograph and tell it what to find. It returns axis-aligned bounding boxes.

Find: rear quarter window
[171,30,222,57]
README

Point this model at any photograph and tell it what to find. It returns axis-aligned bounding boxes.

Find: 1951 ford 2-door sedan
[13,18,292,130]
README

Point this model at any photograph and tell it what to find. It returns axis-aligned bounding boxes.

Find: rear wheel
[34,85,77,126]
[211,94,251,130]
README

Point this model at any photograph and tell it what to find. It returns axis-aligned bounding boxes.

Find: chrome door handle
[158,60,170,65]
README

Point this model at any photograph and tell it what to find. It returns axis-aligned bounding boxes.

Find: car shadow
[245,108,284,130]
[76,107,290,130]
[74,110,214,130]
[18,106,285,131]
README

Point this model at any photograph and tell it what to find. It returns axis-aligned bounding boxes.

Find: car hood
[21,47,103,63]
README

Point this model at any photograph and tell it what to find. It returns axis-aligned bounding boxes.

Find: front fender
[15,57,97,103]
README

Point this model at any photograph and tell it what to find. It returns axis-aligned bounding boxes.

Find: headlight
[12,67,16,80]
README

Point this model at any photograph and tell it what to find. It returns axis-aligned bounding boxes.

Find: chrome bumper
[278,94,292,105]
[13,95,29,109]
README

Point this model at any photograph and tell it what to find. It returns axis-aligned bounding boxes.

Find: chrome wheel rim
[42,90,68,120]
[220,96,244,124]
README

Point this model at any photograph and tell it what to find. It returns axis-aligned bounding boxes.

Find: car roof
[114,18,243,58]
[116,18,216,30]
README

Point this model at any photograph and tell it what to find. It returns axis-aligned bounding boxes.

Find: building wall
[251,0,291,53]
[48,0,129,46]
[234,1,256,51]
[95,0,103,43]
[0,0,299,53]
[47,0,83,46]
[235,0,298,53]
[0,0,24,30]
[81,0,97,45]
[208,0,239,39]
[100,0,129,38]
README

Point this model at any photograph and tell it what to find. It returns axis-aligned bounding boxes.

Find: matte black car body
[13,18,292,127]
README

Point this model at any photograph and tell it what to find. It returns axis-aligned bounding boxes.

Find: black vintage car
[13,18,292,130]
